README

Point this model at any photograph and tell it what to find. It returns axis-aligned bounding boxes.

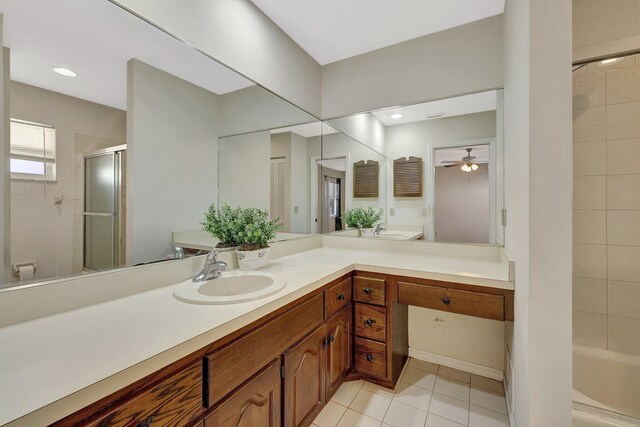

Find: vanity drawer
[354,276,386,306]
[355,337,387,378]
[206,294,324,406]
[397,282,505,321]
[355,303,386,342]
[325,277,352,319]
[85,361,203,427]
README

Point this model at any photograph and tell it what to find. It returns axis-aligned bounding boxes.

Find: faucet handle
[206,250,219,264]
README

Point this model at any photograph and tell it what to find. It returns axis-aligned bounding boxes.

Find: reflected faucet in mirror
[193,251,227,283]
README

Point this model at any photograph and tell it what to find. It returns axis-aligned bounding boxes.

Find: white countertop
[0,241,512,426]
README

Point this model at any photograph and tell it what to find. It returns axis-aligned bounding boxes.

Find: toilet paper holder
[12,262,37,279]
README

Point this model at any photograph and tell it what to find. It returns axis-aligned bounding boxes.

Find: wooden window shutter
[393,156,422,197]
[353,160,379,198]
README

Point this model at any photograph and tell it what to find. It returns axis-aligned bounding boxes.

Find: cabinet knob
[337,293,345,301]
[322,338,329,347]
[329,335,335,343]
[365,318,376,326]
[137,416,154,427]
[366,354,374,362]
[442,297,451,305]
[363,288,373,295]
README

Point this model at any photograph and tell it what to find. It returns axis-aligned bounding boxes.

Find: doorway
[431,142,493,244]
[317,158,346,233]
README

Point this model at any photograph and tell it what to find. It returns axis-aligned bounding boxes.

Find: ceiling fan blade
[441,160,460,164]
[443,164,459,168]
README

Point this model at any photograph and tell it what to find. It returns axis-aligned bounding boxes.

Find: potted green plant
[343,207,382,237]
[202,203,240,248]
[233,207,282,270]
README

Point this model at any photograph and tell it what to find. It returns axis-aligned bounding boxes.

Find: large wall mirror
[325,89,504,245]
[0,0,317,289]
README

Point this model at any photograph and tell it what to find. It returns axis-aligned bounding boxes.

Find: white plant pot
[360,228,374,238]
[236,247,270,270]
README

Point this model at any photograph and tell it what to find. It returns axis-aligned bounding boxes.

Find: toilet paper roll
[18,265,34,280]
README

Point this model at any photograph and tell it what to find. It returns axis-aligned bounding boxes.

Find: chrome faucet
[193,250,227,282]
[373,224,385,235]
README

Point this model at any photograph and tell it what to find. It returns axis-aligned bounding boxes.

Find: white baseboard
[408,347,504,381]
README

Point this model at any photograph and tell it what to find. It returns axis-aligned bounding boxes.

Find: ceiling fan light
[471,163,479,171]
[461,164,472,172]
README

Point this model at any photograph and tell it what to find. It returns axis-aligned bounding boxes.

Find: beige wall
[113,0,322,116]
[574,0,640,62]
[503,0,573,425]
[127,60,219,265]
[9,82,126,283]
[434,163,489,244]
[1,41,9,283]
[321,15,503,118]
[573,54,640,356]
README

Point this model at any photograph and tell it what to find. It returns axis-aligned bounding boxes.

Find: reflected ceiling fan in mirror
[441,148,479,172]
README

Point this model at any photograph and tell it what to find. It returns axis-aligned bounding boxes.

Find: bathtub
[573,344,640,426]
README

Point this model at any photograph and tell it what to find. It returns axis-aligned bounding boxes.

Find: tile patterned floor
[312,358,509,427]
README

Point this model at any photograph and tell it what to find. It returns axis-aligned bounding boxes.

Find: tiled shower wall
[573,54,640,356]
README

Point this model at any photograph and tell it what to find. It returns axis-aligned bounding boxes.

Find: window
[10,119,56,181]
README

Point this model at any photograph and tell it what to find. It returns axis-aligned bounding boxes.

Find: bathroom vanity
[0,238,513,427]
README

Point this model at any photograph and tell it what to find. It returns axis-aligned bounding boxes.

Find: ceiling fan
[441,147,479,172]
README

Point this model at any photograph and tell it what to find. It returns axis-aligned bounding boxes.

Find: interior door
[326,304,353,400]
[83,149,124,271]
[283,325,326,427]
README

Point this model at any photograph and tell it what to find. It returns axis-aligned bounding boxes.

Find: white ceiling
[250,0,505,65]
[372,90,497,126]
[271,122,338,138]
[0,0,253,110]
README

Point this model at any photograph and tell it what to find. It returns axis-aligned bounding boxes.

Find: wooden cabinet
[54,271,512,427]
[206,294,324,406]
[204,361,281,427]
[81,361,203,427]
[353,273,408,387]
[324,277,352,319]
[283,325,327,427]
[398,281,506,321]
[325,304,352,400]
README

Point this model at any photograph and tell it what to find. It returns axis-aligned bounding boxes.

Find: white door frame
[427,137,497,242]
[309,153,351,234]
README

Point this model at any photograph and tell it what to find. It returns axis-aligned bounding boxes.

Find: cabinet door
[283,325,326,427]
[205,361,281,427]
[326,304,352,400]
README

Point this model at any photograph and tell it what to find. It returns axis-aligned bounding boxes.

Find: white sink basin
[371,230,424,240]
[173,271,286,304]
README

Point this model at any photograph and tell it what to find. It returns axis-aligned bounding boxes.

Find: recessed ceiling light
[53,67,77,77]
[600,58,621,66]
[389,113,404,120]
[426,113,445,119]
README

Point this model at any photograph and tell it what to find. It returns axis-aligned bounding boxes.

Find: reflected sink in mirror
[173,271,286,305]
[370,230,424,240]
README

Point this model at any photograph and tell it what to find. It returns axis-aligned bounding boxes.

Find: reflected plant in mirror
[343,207,382,237]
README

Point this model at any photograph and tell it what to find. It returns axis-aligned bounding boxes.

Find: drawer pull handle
[365,318,376,326]
[442,297,451,305]
[137,416,154,427]
[366,354,375,362]
[363,288,373,295]
[337,293,345,301]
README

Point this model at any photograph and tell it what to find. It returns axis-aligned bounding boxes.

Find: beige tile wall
[573,54,640,355]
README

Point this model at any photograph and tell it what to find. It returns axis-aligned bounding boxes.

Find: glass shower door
[83,150,122,271]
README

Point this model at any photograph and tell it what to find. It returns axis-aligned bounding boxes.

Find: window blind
[10,119,56,180]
